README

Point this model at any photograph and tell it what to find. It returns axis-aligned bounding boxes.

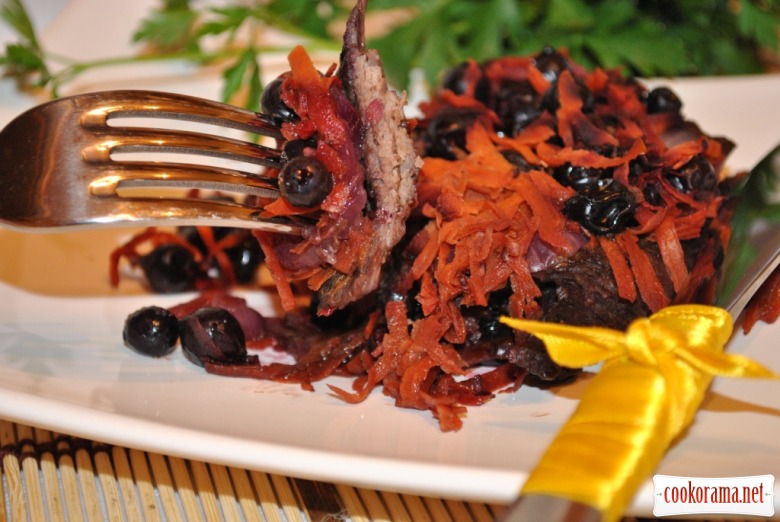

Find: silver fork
[0,90,302,234]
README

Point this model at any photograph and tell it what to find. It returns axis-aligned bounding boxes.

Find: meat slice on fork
[320,0,421,311]
[261,0,420,315]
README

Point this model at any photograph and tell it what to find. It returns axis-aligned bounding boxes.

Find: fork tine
[78,90,284,140]
[85,196,302,233]
[82,127,284,169]
[89,162,280,199]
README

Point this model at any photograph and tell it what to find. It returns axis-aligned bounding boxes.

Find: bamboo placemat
[0,418,506,522]
[0,419,757,521]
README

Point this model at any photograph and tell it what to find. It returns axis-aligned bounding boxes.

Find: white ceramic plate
[1,1,780,515]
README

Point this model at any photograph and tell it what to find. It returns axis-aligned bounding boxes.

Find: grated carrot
[599,236,637,303]
[618,232,669,312]
[655,214,689,293]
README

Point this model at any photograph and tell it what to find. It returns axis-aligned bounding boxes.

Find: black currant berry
[278,156,333,208]
[261,76,297,123]
[423,107,481,159]
[564,179,637,235]
[179,307,247,367]
[138,244,201,293]
[123,306,179,357]
[646,87,682,115]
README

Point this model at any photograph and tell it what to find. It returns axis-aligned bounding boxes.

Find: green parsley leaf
[736,0,780,49]
[462,0,524,60]
[3,41,44,70]
[1,0,38,44]
[2,0,778,103]
[197,6,251,38]
[584,18,687,75]
[132,5,200,52]
[246,51,263,113]
[367,0,779,88]
[221,46,261,108]
[545,0,595,31]
[0,0,50,85]
[265,0,346,39]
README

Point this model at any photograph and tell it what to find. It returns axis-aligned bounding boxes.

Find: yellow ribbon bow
[500,304,777,522]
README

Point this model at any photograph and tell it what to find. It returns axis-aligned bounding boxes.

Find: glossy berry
[683,155,718,192]
[278,156,333,208]
[177,226,231,255]
[553,164,611,190]
[534,47,570,83]
[281,139,317,162]
[541,78,595,114]
[441,62,472,95]
[479,314,513,341]
[642,181,665,207]
[179,307,247,367]
[176,226,261,283]
[261,76,297,122]
[564,179,637,235]
[646,87,682,114]
[423,107,480,159]
[138,244,201,293]
[479,285,513,340]
[628,154,655,182]
[500,149,532,174]
[123,306,179,357]
[493,80,542,135]
[225,234,264,284]
[664,155,717,196]
[441,62,491,103]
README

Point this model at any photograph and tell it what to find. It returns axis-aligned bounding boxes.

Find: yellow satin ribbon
[500,304,777,522]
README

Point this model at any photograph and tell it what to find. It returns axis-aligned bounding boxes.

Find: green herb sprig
[0,0,51,89]
[129,0,345,109]
[368,0,779,88]
[0,0,343,106]
[1,0,779,104]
